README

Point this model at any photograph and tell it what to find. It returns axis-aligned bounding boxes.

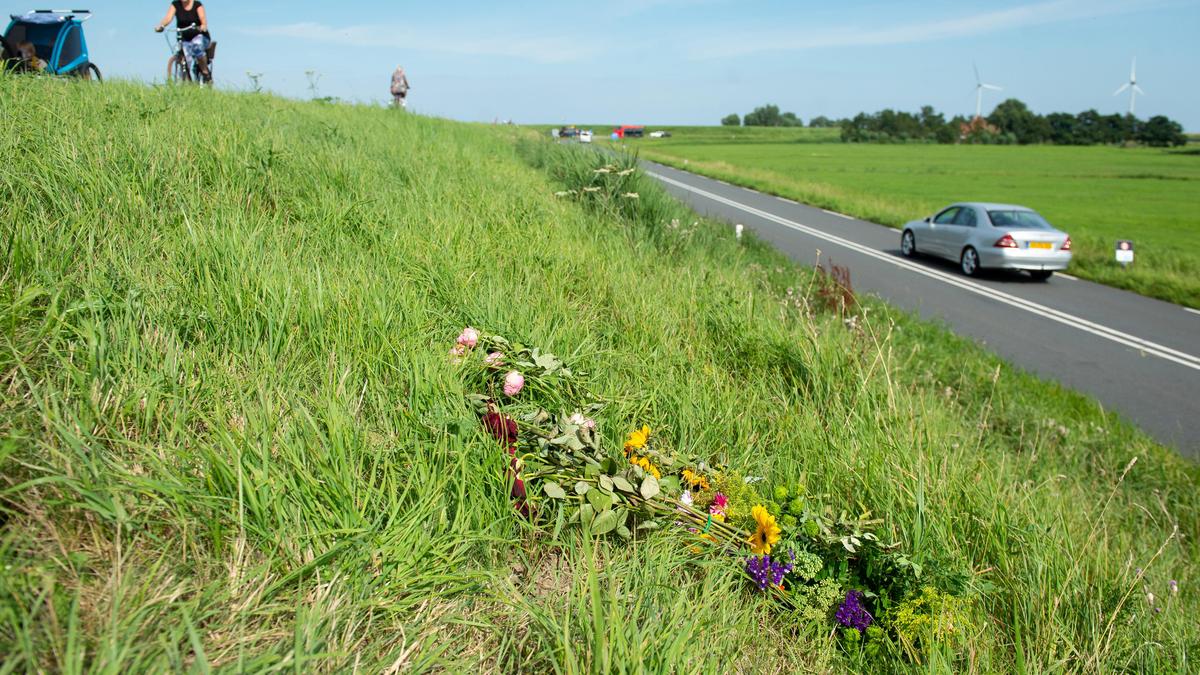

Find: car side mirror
[924,216,932,223]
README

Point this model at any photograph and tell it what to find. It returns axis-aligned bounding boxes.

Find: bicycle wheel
[168,54,190,82]
[77,62,102,81]
[194,63,212,86]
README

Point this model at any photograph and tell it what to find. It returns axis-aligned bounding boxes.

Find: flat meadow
[630,133,1200,307]
[1,78,1197,672]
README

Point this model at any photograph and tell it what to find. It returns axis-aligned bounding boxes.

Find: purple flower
[1169,580,1178,595]
[835,590,874,632]
[745,554,794,592]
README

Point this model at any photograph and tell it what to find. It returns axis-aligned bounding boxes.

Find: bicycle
[161,23,215,84]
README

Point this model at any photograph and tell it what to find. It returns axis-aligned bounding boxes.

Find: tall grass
[1,77,1196,672]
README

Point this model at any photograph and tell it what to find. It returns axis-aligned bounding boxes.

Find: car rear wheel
[1029,270,1054,281]
[901,230,917,258]
[960,247,980,277]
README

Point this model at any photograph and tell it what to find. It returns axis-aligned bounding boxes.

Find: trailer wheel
[74,62,102,81]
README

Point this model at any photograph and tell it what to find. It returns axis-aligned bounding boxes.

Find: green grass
[631,133,1200,308]
[1,77,1197,672]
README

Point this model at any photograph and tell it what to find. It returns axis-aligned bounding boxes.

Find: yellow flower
[630,454,661,479]
[748,505,782,555]
[624,425,650,453]
[681,468,709,491]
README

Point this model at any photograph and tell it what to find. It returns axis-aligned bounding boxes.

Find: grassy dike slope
[1,79,1197,672]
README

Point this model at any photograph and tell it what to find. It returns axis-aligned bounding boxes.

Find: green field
[630,134,1200,307]
[2,78,1197,672]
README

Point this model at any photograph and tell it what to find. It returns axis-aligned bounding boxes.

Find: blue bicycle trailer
[1,9,101,79]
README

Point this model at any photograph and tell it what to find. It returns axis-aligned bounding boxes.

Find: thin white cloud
[238,21,603,64]
[689,0,1177,58]
[609,0,727,17]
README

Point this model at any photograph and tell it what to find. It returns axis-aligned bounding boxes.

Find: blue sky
[30,0,1200,128]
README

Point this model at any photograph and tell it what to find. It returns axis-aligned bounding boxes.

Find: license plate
[1029,242,1053,250]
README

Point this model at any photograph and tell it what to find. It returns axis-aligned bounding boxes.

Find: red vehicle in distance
[613,125,644,139]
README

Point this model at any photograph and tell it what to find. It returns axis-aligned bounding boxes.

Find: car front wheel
[1030,270,1054,281]
[960,247,980,277]
[901,230,916,258]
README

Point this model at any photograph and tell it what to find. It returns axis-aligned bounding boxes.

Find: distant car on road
[901,203,1071,280]
[648,130,672,138]
[579,130,593,143]
[614,125,644,139]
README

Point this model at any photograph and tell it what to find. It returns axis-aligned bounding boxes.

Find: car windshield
[987,210,1053,230]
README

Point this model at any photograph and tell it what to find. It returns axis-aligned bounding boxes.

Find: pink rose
[503,371,525,397]
[566,410,595,425]
[484,351,504,368]
[457,327,479,349]
[569,412,597,430]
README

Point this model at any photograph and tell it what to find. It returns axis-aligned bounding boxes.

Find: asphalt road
[644,161,1200,459]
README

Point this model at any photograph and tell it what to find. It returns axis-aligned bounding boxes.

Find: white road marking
[821,209,854,220]
[1057,272,1078,280]
[649,170,1200,372]
[1185,307,1200,317]
[776,196,795,204]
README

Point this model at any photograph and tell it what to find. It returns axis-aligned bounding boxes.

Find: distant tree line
[838,99,1187,147]
[720,103,835,127]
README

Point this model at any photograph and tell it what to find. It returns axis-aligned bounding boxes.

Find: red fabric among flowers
[482,411,529,516]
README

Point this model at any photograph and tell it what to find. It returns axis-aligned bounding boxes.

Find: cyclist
[154,1,211,81]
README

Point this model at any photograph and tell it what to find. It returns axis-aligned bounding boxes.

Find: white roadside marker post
[735,224,744,242]
[1115,240,1134,267]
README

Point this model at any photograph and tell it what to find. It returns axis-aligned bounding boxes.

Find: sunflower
[624,425,651,454]
[681,468,709,492]
[630,454,662,479]
[748,505,782,555]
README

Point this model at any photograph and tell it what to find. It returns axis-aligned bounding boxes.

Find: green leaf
[639,475,660,500]
[574,481,590,496]
[598,475,614,492]
[534,352,560,372]
[587,489,612,511]
[658,476,681,494]
[592,509,619,535]
[543,481,567,500]
[636,520,660,531]
[579,503,595,526]
[616,525,632,540]
[584,464,601,478]
[612,476,635,493]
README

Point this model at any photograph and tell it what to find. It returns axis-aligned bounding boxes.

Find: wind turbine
[1113,58,1145,115]
[973,63,1002,119]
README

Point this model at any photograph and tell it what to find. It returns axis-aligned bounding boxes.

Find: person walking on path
[155,0,212,81]
[390,66,410,108]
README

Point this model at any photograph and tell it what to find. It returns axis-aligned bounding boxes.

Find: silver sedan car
[900,202,1072,280]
